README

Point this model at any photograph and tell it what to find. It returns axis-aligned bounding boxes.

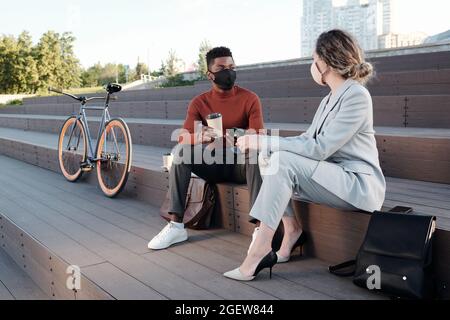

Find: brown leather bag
[160,177,216,230]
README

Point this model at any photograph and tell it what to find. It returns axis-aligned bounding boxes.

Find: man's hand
[199,126,218,144]
[236,134,263,153]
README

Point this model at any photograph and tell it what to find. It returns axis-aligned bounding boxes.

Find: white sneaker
[148,222,188,250]
[247,227,260,255]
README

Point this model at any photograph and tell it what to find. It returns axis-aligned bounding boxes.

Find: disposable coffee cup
[206,113,223,138]
[162,153,173,172]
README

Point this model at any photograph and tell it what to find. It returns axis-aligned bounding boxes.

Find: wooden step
[0,142,448,298]
[0,247,50,300]
[232,51,450,81]
[22,67,450,105]
[0,119,449,184]
[0,127,449,231]
[2,95,449,129]
[0,155,387,300]
[0,204,112,299]
[228,184,450,297]
[0,130,448,298]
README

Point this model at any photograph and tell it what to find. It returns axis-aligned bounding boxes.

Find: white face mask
[310,60,329,87]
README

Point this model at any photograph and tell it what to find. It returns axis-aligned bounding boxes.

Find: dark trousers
[168,144,262,224]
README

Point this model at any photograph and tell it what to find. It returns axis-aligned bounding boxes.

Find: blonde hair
[315,29,374,85]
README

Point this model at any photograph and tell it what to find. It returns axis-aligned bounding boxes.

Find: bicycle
[50,84,133,198]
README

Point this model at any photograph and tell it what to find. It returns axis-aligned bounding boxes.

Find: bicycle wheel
[96,118,132,197]
[58,116,87,182]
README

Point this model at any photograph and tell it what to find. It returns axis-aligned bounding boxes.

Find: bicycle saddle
[106,83,122,94]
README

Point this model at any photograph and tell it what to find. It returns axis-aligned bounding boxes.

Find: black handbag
[329,207,437,299]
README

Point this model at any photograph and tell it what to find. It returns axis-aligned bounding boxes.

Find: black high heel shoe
[276,231,307,263]
[223,251,278,281]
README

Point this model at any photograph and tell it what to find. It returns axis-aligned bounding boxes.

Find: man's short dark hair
[206,47,233,70]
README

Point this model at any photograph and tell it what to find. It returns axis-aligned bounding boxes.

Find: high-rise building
[379,0,398,35]
[376,0,428,49]
[378,32,428,49]
[300,0,399,57]
[301,0,333,57]
[333,0,379,51]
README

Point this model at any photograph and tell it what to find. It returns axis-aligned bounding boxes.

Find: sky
[0,0,449,71]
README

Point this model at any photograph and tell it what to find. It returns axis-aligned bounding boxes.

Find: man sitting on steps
[148,46,265,250]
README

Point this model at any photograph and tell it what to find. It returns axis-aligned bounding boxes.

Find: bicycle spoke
[59,117,86,182]
[97,119,131,197]
[110,127,121,156]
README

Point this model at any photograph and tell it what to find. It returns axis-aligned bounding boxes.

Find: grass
[0,99,23,109]
[65,87,104,95]
[0,87,104,107]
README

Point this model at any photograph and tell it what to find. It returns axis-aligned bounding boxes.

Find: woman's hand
[236,134,264,153]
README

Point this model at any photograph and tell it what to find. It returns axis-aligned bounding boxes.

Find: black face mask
[210,69,237,91]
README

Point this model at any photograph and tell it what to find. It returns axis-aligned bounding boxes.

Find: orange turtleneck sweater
[179,86,264,144]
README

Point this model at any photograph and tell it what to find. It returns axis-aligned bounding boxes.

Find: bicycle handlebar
[48,88,118,103]
[85,96,107,101]
[48,87,82,101]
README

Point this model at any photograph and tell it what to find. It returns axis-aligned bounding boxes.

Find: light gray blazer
[268,78,386,212]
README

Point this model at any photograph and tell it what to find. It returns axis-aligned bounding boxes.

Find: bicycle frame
[66,95,120,164]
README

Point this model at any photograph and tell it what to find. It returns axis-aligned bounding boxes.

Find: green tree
[150,61,166,77]
[0,32,39,94]
[0,35,20,93]
[81,62,102,87]
[159,73,195,88]
[0,30,83,93]
[33,31,63,91]
[33,31,81,92]
[116,64,128,84]
[16,32,39,93]
[164,49,182,78]
[134,62,149,80]
[99,63,119,85]
[197,39,212,79]
[59,32,81,89]
[81,63,135,87]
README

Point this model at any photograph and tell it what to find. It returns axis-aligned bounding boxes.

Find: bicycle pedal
[80,163,94,172]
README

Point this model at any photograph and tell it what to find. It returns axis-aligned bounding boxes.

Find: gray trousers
[168,144,263,222]
[250,151,359,231]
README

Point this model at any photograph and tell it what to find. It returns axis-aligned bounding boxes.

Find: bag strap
[328,260,356,277]
[386,206,413,214]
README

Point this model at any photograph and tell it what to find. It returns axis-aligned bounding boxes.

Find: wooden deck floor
[0,248,49,300]
[0,155,389,300]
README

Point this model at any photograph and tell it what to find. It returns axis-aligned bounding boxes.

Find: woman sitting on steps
[224,29,387,281]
